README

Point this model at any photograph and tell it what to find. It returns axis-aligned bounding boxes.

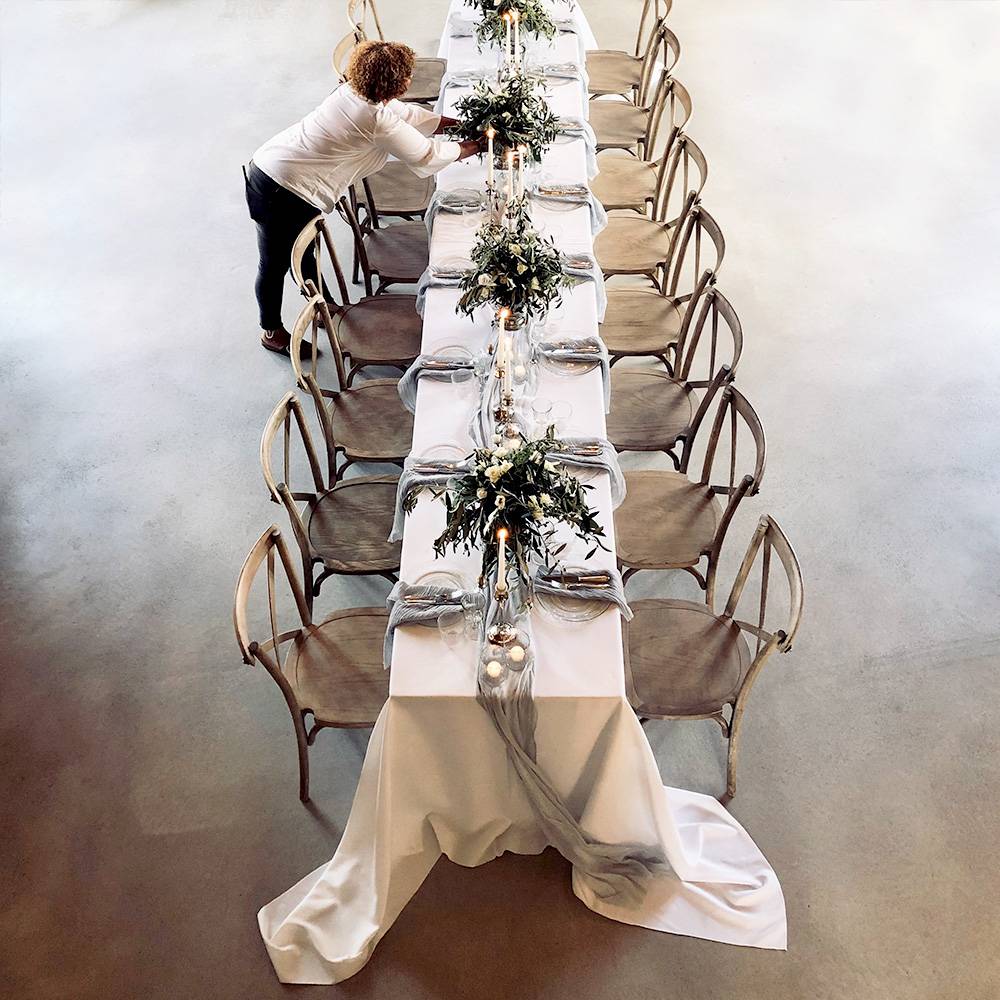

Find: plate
[535,587,608,623]
[539,337,602,376]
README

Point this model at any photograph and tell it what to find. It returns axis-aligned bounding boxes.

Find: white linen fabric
[252,85,459,212]
[258,2,787,984]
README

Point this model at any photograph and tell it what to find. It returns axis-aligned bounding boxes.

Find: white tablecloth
[258,4,786,984]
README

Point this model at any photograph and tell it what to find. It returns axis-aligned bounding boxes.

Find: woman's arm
[375,114,482,175]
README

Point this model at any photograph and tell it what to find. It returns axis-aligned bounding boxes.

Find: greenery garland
[467,0,557,50]
[405,429,608,587]
[457,217,571,323]
[446,73,559,164]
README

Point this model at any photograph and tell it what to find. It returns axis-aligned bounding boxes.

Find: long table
[258,3,786,984]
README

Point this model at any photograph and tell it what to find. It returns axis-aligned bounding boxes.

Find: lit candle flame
[497,528,509,543]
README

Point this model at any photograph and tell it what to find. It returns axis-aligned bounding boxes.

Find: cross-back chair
[614,383,767,604]
[287,293,414,473]
[595,132,709,279]
[624,514,803,802]
[338,193,428,295]
[290,215,421,385]
[607,272,743,464]
[260,390,401,606]
[589,17,678,103]
[600,194,723,370]
[332,30,358,79]
[346,0,446,104]
[591,72,691,157]
[586,0,673,100]
[234,525,390,801]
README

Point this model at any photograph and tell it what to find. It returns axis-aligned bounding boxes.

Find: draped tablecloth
[258,4,786,984]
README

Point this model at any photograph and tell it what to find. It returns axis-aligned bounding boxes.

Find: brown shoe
[260,329,319,359]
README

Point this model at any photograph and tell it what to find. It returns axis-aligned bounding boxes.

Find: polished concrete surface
[2,1,999,997]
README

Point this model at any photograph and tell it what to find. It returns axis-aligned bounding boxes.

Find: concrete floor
[2,0,999,997]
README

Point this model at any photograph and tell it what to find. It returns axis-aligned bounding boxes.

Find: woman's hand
[456,138,486,161]
[435,114,460,134]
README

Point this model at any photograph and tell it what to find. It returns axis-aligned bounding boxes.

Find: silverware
[402,594,464,606]
[561,445,603,457]
[540,345,601,357]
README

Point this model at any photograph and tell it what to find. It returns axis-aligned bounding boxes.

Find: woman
[246,40,482,356]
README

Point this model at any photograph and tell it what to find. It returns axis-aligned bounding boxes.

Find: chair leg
[722,706,743,805]
[295,712,311,802]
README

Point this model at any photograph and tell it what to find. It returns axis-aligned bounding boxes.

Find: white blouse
[253,85,460,213]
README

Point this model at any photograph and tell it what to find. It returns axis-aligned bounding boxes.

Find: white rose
[477,487,488,499]
[499,461,513,474]
[478,274,492,286]
[486,465,503,483]
[540,493,553,507]
[544,460,558,472]
[495,494,506,509]
[516,263,528,274]
[530,278,541,290]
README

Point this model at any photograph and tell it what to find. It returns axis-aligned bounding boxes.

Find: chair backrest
[234,525,313,673]
[636,21,681,110]
[634,0,673,57]
[290,214,353,305]
[722,515,804,657]
[332,29,358,79]
[662,199,725,302]
[651,128,707,223]
[347,0,385,41]
[337,195,377,295]
[674,273,743,389]
[288,291,350,393]
[683,384,766,512]
[644,74,692,151]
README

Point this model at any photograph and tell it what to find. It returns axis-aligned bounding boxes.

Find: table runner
[258,4,786,984]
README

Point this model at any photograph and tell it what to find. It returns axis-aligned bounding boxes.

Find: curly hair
[346,40,415,103]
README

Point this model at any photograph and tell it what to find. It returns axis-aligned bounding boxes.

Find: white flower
[485,465,503,483]
[530,278,541,290]
[516,263,528,274]
[477,487,488,499]
[540,493,553,507]
[495,494,506,509]
[478,274,492,286]
[509,244,521,254]
[499,461,513,474]
[543,460,557,473]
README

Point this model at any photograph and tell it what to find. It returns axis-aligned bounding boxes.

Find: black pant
[244,162,324,331]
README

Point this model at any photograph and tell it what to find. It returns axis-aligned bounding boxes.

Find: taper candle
[512,9,520,69]
[506,149,515,203]
[517,144,527,198]
[486,127,495,187]
[504,12,512,65]
[497,528,509,593]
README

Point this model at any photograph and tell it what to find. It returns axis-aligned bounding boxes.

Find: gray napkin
[415,266,468,317]
[532,184,608,235]
[397,353,475,412]
[533,565,633,620]
[560,252,607,321]
[555,117,599,179]
[388,456,472,542]
[383,580,486,669]
[536,335,611,412]
[424,189,487,239]
[548,437,626,508]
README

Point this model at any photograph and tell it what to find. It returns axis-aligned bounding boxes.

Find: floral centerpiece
[405,429,608,591]
[446,73,559,165]
[467,0,557,51]
[457,218,571,324]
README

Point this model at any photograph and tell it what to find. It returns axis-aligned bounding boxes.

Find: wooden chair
[332,30,357,79]
[234,525,390,802]
[594,133,709,279]
[287,293,414,474]
[607,273,742,465]
[361,163,434,222]
[290,215,421,386]
[590,73,691,157]
[600,198,724,368]
[586,0,672,101]
[623,515,803,802]
[588,17,678,103]
[260,391,401,605]
[346,0,446,104]
[338,193,428,295]
[614,383,766,604]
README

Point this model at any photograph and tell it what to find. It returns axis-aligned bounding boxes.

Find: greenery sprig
[457,217,571,322]
[468,0,557,50]
[405,429,608,587]
[446,73,559,163]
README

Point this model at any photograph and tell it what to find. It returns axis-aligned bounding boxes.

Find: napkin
[397,353,476,412]
[532,183,608,235]
[533,565,633,620]
[383,580,486,669]
[548,437,626,508]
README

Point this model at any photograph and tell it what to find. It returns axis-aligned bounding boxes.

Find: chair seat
[402,57,446,103]
[338,295,422,365]
[625,599,751,716]
[364,221,429,283]
[366,160,434,216]
[586,50,642,96]
[607,370,693,452]
[590,100,649,150]
[306,475,401,573]
[591,154,658,211]
[287,608,390,725]
[595,215,673,275]
[329,379,414,462]
[615,469,721,569]
[602,288,682,356]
